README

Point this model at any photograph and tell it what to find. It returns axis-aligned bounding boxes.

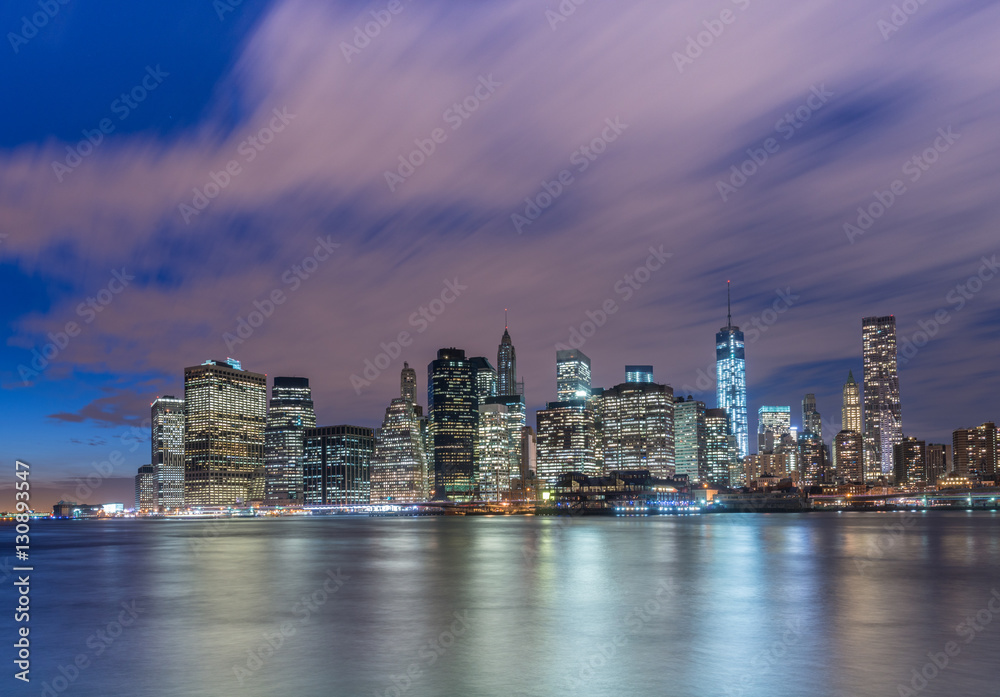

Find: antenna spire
[727,280,732,328]
[505,308,508,330]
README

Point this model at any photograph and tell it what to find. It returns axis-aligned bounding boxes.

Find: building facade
[556,349,592,401]
[842,371,862,434]
[536,400,600,483]
[264,376,316,506]
[717,284,749,458]
[862,316,902,478]
[497,324,517,397]
[151,395,185,511]
[952,423,997,480]
[303,426,375,505]
[183,359,267,506]
[834,430,864,484]
[893,436,926,485]
[600,382,675,478]
[802,394,822,441]
[428,348,479,501]
[705,407,736,486]
[625,365,654,383]
[758,406,791,454]
[371,397,428,504]
[674,396,707,483]
[135,464,156,513]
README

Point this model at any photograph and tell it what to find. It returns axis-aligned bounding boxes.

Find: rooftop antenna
[505,308,508,331]
[727,280,732,329]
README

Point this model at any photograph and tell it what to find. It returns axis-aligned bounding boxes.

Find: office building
[802,394,822,441]
[401,362,417,404]
[497,319,518,397]
[536,400,600,483]
[705,407,736,486]
[675,396,707,482]
[477,403,516,501]
[834,430,863,484]
[556,349,592,401]
[470,356,498,401]
[600,382,675,478]
[264,377,316,506]
[371,372,429,504]
[135,464,156,513]
[842,371,862,434]
[798,431,826,487]
[862,315,902,478]
[758,406,791,454]
[151,395,185,511]
[926,443,948,483]
[717,283,749,457]
[303,426,374,505]
[893,436,926,485]
[428,348,479,501]
[183,358,267,506]
[625,365,654,383]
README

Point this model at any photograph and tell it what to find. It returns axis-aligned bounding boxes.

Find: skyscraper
[477,403,517,501]
[834,430,863,484]
[600,382,675,478]
[862,315,902,478]
[536,400,599,483]
[371,365,429,504]
[893,437,926,485]
[802,394,822,440]
[798,431,826,486]
[151,395,185,511]
[952,423,997,480]
[400,362,417,404]
[705,407,736,486]
[428,348,478,501]
[264,377,316,506]
[717,283,748,458]
[758,406,791,454]
[556,349,592,401]
[497,316,517,397]
[470,356,498,401]
[926,443,948,483]
[674,396,707,482]
[303,426,374,505]
[625,365,654,383]
[183,358,267,506]
[135,464,156,513]
[841,371,861,434]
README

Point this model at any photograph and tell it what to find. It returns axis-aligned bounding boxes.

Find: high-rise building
[135,464,156,513]
[798,431,826,487]
[183,359,267,506]
[705,407,736,486]
[600,382,675,478]
[151,395,185,511]
[264,377,316,506]
[477,403,516,501]
[758,406,791,454]
[484,394,525,491]
[862,316,902,478]
[371,369,428,504]
[428,348,478,501]
[625,365,654,383]
[556,349,592,401]
[470,356,498,401]
[536,400,599,483]
[952,423,997,480]
[400,362,417,404]
[674,396,707,482]
[926,443,948,483]
[893,437,926,485]
[834,430,863,484]
[802,394,822,441]
[303,426,374,505]
[717,283,749,458]
[520,425,537,480]
[497,318,517,397]
[842,371,862,434]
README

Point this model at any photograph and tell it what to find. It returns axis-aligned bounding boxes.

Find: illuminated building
[264,377,316,506]
[401,362,417,404]
[536,400,599,483]
[798,431,826,486]
[926,443,948,483]
[952,423,997,480]
[151,395,185,511]
[862,315,902,478]
[135,464,156,513]
[477,403,516,501]
[428,348,478,501]
[758,406,791,454]
[371,394,428,504]
[841,371,862,434]
[497,319,518,397]
[484,394,525,491]
[802,394,822,441]
[303,426,374,504]
[470,356,498,400]
[183,358,267,506]
[600,382,675,478]
[705,407,736,486]
[520,425,537,489]
[674,396,707,482]
[556,349,591,401]
[834,430,863,484]
[893,436,926,484]
[717,283,748,458]
[625,365,654,383]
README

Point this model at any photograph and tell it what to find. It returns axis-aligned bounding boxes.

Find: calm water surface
[8,512,1000,696]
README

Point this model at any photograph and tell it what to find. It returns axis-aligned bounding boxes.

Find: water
[7,512,1000,696]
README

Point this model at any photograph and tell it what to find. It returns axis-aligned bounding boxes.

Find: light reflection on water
[14,512,1000,697]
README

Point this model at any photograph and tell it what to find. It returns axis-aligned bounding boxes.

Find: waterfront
[10,512,1000,696]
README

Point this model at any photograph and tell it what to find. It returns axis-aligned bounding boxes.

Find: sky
[1,0,999,510]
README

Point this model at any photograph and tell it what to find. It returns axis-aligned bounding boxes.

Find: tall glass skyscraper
[371,367,428,504]
[674,396,707,482]
[716,283,748,458]
[802,394,822,440]
[600,382,675,478]
[303,426,374,505]
[183,358,267,506]
[841,370,861,434]
[428,348,478,501]
[264,377,316,506]
[151,395,185,511]
[705,407,736,486]
[757,406,790,454]
[556,349,591,401]
[536,400,599,483]
[862,315,902,478]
